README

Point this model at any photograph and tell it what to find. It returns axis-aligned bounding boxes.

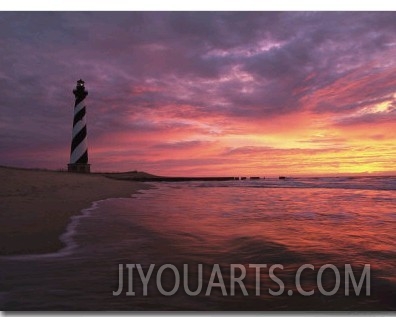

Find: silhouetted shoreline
[108,176,238,182]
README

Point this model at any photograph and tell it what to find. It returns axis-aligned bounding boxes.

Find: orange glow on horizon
[84,89,396,177]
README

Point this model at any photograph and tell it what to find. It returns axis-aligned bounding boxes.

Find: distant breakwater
[105,173,264,182]
[124,176,237,182]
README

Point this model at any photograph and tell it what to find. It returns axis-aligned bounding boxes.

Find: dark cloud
[335,108,396,126]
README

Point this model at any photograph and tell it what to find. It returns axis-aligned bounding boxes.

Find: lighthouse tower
[68,79,90,173]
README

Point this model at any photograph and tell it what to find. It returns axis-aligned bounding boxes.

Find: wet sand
[0,166,150,255]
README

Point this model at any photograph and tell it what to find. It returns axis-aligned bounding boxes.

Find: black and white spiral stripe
[70,90,88,164]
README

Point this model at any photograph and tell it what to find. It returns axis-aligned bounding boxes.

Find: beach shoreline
[0,166,150,256]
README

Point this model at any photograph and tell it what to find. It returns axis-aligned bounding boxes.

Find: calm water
[1,177,395,310]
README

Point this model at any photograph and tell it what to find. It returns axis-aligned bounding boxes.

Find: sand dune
[0,166,149,255]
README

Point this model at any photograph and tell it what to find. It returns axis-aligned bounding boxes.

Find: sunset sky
[0,12,395,176]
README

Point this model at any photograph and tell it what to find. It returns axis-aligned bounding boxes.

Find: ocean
[1,177,395,311]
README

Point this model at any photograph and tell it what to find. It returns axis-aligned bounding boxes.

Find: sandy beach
[0,166,149,255]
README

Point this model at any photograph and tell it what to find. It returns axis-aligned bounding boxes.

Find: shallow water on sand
[1,178,395,310]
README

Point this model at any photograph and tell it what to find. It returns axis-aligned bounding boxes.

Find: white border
[0,0,396,11]
[0,4,394,317]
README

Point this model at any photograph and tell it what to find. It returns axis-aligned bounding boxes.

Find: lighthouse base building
[68,79,91,173]
[68,163,90,173]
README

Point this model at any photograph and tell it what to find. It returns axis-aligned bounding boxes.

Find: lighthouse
[68,79,90,173]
